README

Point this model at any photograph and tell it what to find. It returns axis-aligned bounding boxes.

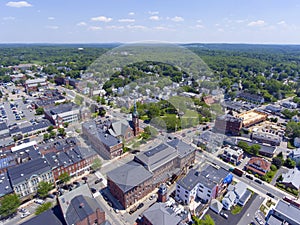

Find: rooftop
[0,172,13,197]
[274,200,300,224]
[106,161,153,193]
[281,168,300,189]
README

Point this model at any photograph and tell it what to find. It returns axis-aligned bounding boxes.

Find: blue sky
[1,0,299,43]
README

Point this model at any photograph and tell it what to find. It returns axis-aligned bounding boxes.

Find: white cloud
[118,18,135,23]
[149,16,160,21]
[195,24,205,29]
[106,25,124,30]
[77,22,87,26]
[217,28,224,32]
[3,16,15,20]
[196,20,202,23]
[170,16,184,22]
[127,25,146,30]
[91,16,112,22]
[247,20,266,27]
[154,26,175,31]
[148,11,159,15]
[6,1,32,7]
[88,26,102,30]
[45,25,59,30]
[128,12,135,16]
[48,17,55,20]
[277,20,286,25]
[235,19,246,23]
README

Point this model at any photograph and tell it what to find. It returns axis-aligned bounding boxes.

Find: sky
[1,0,300,44]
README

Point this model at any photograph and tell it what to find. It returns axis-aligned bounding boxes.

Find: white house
[289,148,300,163]
[222,182,250,210]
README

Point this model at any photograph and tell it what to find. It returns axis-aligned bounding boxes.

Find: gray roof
[20,209,65,225]
[142,202,182,225]
[266,215,283,225]
[134,143,178,171]
[66,195,101,225]
[48,103,78,115]
[177,168,202,191]
[107,161,152,193]
[82,120,120,148]
[166,139,195,158]
[20,120,51,134]
[0,122,8,131]
[274,200,300,224]
[7,157,51,185]
[281,168,300,189]
[0,172,13,197]
[239,189,251,204]
[109,120,131,137]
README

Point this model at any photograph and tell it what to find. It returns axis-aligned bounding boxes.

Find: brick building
[214,114,243,135]
[107,139,195,209]
[245,157,271,176]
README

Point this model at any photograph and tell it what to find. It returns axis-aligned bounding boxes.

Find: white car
[20,211,31,218]
[34,199,45,204]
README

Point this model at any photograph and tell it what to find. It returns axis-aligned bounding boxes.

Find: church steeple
[132,100,139,136]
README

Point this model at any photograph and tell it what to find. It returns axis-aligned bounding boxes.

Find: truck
[229,167,244,177]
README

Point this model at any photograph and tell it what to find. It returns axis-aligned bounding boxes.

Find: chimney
[79,202,84,208]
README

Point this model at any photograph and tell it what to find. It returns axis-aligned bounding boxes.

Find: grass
[231,205,242,215]
[287,141,296,149]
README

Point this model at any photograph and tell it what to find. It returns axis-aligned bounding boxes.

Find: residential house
[245,157,271,176]
[7,157,54,199]
[222,182,251,210]
[282,101,298,109]
[237,92,265,104]
[280,168,300,190]
[221,146,243,165]
[289,148,300,164]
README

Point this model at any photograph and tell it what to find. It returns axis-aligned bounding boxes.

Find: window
[207,190,211,193]
[207,194,210,197]
[185,190,188,194]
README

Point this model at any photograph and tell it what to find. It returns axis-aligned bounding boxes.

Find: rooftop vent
[21,174,24,177]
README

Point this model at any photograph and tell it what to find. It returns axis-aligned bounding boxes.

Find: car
[90,188,97,194]
[266,192,275,198]
[137,203,144,210]
[220,212,228,219]
[114,208,119,213]
[82,177,88,181]
[255,179,263,184]
[34,199,45,204]
[19,208,28,213]
[246,174,254,180]
[48,194,55,199]
[20,212,31,218]
[188,164,194,169]
[107,201,113,207]
[102,194,108,201]
[95,178,103,184]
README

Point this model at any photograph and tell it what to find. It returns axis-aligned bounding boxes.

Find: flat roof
[11,141,37,152]
[238,110,267,126]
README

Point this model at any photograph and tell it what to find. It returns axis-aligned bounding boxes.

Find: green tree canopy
[36,107,44,115]
[91,158,102,171]
[35,202,52,215]
[58,172,71,184]
[193,215,215,225]
[0,194,21,218]
[37,181,53,198]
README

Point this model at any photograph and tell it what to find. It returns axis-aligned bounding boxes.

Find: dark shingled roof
[65,195,100,225]
[7,157,51,185]
[107,161,152,193]
[20,208,65,225]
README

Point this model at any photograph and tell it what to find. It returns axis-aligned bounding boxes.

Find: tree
[0,194,21,218]
[238,141,250,153]
[47,126,54,132]
[193,215,215,225]
[58,172,70,184]
[284,158,296,169]
[50,130,56,138]
[250,144,261,155]
[91,158,102,171]
[37,181,53,198]
[272,157,283,169]
[63,122,69,128]
[36,107,44,115]
[58,128,66,137]
[35,202,52,215]
[99,107,106,117]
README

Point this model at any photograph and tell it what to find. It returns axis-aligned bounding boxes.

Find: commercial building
[107,140,195,209]
[252,132,282,146]
[214,114,243,135]
[280,168,300,190]
[82,120,123,159]
[245,157,271,176]
[176,164,232,205]
[237,110,268,128]
[7,157,54,199]
[44,103,81,127]
[25,78,48,94]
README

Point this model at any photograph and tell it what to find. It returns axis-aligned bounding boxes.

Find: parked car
[137,203,144,210]
[20,212,31,218]
[220,212,228,219]
[266,192,275,198]
[246,174,254,180]
[95,178,103,184]
[255,179,262,184]
[34,199,45,204]
[90,188,97,194]
[48,194,55,199]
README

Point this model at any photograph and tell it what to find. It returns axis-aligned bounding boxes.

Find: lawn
[231,205,242,215]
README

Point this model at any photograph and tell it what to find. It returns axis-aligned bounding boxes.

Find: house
[44,103,81,127]
[282,101,298,109]
[237,92,265,104]
[294,138,300,148]
[58,184,110,225]
[203,96,215,106]
[289,148,300,163]
[265,105,281,114]
[266,200,300,225]
[214,114,243,135]
[176,165,232,205]
[25,78,48,94]
[221,146,243,165]
[280,168,300,190]
[222,182,250,210]
[245,157,271,176]
[107,140,195,209]
[209,199,223,214]
[7,157,54,199]
[20,208,65,225]
[292,115,300,122]
[141,202,182,225]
